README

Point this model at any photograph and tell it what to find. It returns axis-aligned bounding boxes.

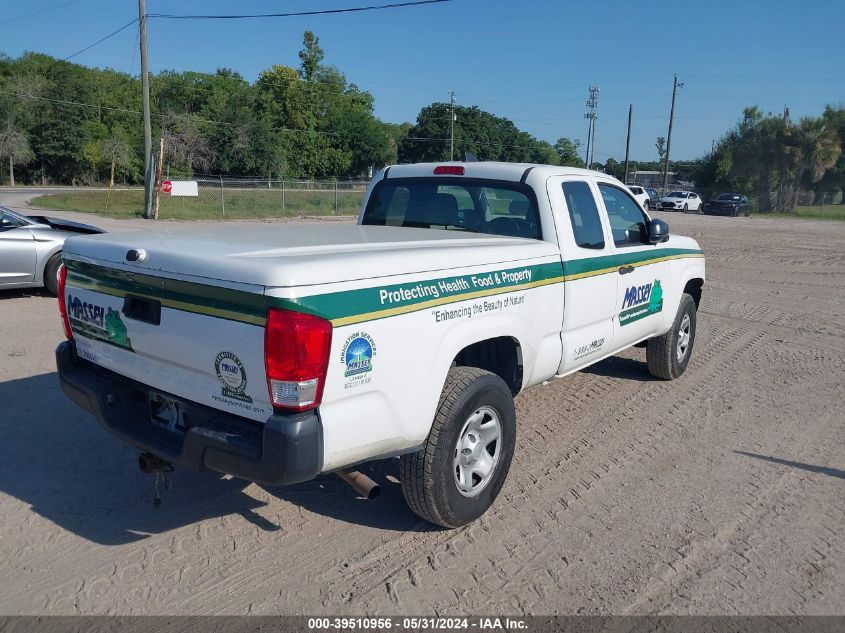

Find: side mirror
[648,218,669,244]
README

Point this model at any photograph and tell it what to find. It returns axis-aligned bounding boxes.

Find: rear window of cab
[362,177,542,240]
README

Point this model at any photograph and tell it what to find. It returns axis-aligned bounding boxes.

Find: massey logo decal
[67,295,133,350]
[67,295,105,328]
[214,351,253,404]
[340,332,377,389]
[619,279,663,326]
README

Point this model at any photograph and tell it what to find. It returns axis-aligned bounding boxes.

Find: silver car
[0,206,103,295]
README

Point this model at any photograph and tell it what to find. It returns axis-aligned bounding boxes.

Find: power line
[62,17,139,61]
[0,89,553,152]
[0,0,84,26]
[148,0,455,20]
[0,89,343,137]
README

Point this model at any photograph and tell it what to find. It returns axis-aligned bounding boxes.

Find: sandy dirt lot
[0,195,843,615]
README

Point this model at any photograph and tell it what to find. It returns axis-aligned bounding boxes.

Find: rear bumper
[56,341,322,486]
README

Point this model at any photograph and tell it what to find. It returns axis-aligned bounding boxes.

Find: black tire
[683,203,688,212]
[400,367,516,528]
[646,293,697,380]
[43,253,62,296]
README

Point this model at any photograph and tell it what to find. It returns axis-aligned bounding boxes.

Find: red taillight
[433,165,464,175]
[264,308,333,411]
[57,263,73,341]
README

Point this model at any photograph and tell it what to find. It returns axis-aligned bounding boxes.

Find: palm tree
[787,117,842,212]
[731,108,784,212]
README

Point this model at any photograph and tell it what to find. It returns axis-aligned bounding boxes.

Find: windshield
[362,177,542,240]
[716,194,741,201]
[667,191,686,198]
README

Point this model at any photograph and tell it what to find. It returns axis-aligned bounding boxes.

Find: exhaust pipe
[336,469,381,500]
[139,452,172,474]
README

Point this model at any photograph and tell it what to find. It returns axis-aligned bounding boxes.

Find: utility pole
[624,104,633,183]
[448,90,456,161]
[584,115,592,166]
[584,86,599,168]
[139,0,153,219]
[662,74,683,193]
[153,137,164,220]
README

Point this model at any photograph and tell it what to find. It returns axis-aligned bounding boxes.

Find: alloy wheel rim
[677,313,691,362]
[453,406,502,498]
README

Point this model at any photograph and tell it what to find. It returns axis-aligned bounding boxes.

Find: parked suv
[645,187,659,210]
[626,185,651,210]
[702,193,750,217]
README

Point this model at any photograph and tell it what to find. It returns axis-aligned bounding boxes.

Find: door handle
[618,265,635,275]
[123,295,161,325]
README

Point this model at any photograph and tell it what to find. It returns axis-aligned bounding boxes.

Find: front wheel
[683,203,688,212]
[646,293,697,380]
[400,367,516,528]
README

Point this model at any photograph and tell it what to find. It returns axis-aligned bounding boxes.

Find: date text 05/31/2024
[307,617,527,630]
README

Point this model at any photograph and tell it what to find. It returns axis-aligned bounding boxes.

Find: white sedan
[659,191,702,212]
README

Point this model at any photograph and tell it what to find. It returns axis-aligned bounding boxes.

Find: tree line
[0,32,582,186]
[1,31,843,212]
[693,106,844,211]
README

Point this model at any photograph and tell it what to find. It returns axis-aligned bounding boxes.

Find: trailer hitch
[139,452,174,509]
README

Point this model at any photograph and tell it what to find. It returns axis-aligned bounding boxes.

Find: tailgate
[63,258,273,422]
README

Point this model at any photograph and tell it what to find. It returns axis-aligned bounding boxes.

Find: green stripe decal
[563,248,703,280]
[66,247,702,329]
[268,262,566,326]
[65,260,267,326]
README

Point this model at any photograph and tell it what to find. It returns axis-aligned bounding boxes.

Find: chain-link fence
[155,175,370,220]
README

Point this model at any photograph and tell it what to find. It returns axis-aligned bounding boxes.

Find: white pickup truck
[56,162,704,527]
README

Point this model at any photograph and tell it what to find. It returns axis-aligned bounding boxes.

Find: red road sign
[161,180,172,194]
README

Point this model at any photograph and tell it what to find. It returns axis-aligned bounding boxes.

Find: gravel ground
[0,194,843,616]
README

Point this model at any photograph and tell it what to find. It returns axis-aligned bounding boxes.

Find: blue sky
[3,0,843,161]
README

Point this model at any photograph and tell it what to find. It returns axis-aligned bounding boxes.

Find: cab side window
[598,183,649,247]
[562,181,605,249]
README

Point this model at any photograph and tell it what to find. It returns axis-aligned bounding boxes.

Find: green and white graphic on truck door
[618,278,664,326]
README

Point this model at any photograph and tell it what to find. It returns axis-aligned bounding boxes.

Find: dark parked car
[703,193,750,217]
[645,187,659,210]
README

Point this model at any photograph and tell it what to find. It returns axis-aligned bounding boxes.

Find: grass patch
[757,205,845,221]
[30,188,364,220]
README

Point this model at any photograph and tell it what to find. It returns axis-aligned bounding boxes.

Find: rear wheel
[647,293,697,380]
[43,253,62,296]
[400,367,516,528]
